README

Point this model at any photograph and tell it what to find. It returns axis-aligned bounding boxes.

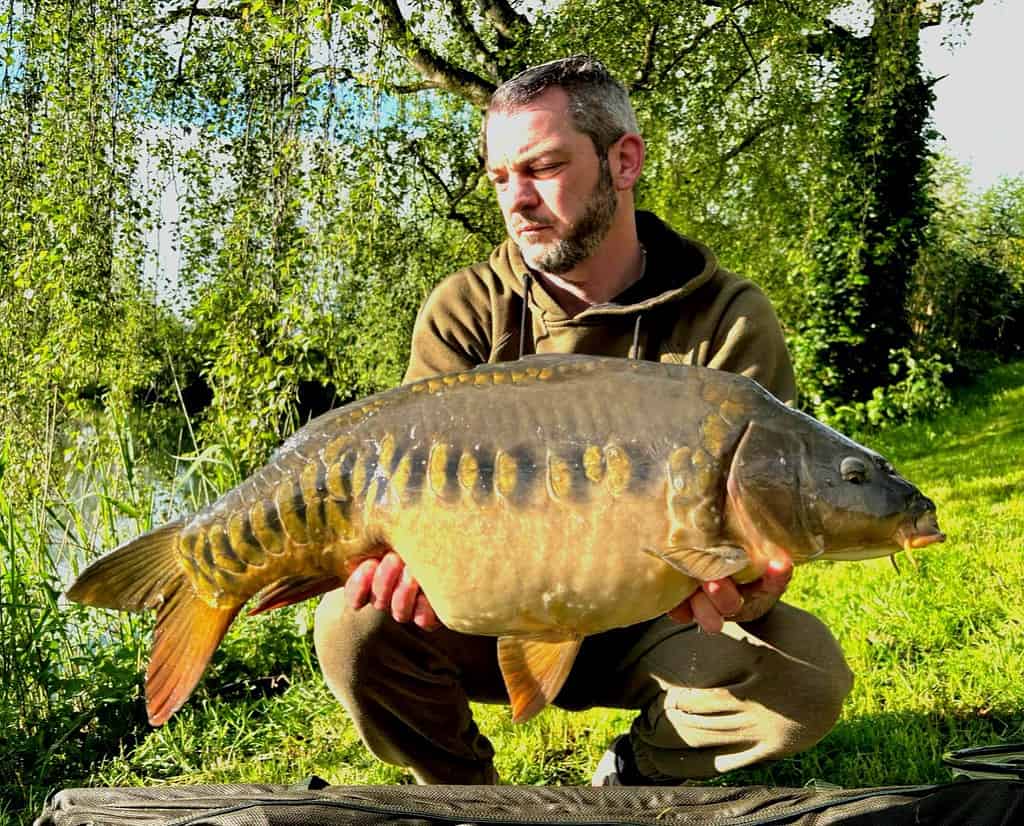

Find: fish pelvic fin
[147,586,240,725]
[65,520,240,726]
[644,544,749,581]
[248,574,344,616]
[497,633,582,724]
[66,521,187,611]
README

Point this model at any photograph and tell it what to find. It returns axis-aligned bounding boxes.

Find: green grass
[3,361,1023,824]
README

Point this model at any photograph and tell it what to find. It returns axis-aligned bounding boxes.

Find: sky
[920,0,1024,191]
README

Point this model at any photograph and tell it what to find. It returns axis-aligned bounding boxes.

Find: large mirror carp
[67,355,945,725]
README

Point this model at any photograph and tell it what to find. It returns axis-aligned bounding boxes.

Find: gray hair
[484,55,639,157]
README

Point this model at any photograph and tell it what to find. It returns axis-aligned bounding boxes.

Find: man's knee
[632,607,854,779]
[763,650,853,760]
[740,606,854,758]
[314,587,392,704]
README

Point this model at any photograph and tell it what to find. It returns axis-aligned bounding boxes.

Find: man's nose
[507,174,539,212]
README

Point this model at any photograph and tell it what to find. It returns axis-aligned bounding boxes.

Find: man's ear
[609,133,644,191]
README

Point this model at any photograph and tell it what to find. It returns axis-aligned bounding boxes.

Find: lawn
[3,361,1023,823]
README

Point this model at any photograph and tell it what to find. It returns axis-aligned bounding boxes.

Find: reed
[0,406,252,822]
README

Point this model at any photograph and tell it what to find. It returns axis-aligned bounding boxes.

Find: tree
[1,0,994,483]
[0,0,184,494]
[787,1,939,408]
[911,157,1024,373]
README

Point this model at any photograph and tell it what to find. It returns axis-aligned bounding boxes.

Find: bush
[819,347,952,434]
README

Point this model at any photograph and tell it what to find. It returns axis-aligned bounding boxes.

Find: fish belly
[386,493,696,637]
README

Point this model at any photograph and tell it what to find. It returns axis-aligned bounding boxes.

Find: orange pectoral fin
[497,633,582,724]
[247,574,344,616]
[147,586,240,725]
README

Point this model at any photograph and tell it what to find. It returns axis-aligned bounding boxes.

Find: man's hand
[345,551,441,630]
[667,556,794,633]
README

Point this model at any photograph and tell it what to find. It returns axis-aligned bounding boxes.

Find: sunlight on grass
[4,362,1023,824]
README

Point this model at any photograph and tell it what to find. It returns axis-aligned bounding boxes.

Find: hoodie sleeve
[403,268,494,384]
[706,280,797,407]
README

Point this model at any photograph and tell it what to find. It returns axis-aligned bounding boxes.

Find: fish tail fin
[65,520,240,726]
[146,584,241,725]
[66,521,188,611]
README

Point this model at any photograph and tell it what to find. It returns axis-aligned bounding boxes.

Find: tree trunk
[794,0,934,407]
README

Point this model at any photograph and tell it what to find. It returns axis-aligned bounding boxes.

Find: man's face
[484,88,618,275]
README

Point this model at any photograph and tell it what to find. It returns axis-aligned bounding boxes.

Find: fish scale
[66,354,945,726]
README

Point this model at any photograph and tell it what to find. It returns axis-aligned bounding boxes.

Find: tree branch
[477,0,528,42]
[629,22,659,92]
[452,0,500,80]
[412,141,487,234]
[724,14,765,97]
[719,118,779,165]
[704,118,787,193]
[653,14,730,87]
[718,55,770,100]
[377,0,496,107]
[156,2,242,27]
[388,80,435,95]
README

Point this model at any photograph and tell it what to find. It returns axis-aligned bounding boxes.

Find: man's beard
[516,159,617,276]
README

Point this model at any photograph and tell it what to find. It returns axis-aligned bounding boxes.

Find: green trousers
[314,591,853,784]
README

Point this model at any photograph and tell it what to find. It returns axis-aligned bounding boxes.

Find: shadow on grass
[720,707,1024,789]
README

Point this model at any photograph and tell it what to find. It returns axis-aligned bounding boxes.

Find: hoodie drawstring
[629,313,644,360]
[519,272,533,360]
[518,273,647,360]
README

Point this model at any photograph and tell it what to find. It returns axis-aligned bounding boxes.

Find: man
[314,56,852,786]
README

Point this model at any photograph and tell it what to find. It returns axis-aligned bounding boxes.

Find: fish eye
[840,456,868,484]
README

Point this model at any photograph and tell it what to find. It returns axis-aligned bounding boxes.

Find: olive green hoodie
[404,211,796,405]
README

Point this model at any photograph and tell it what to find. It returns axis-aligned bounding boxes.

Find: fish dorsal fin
[644,544,749,581]
[497,633,582,723]
[247,574,344,616]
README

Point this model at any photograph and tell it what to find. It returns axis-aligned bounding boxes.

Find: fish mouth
[894,510,946,551]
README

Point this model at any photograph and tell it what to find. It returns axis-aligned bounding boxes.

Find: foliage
[1,0,1000,480]
[787,1,937,411]
[819,346,953,434]
[0,420,154,820]
[0,405,316,822]
[0,0,190,498]
[910,158,1024,375]
[4,4,1022,823]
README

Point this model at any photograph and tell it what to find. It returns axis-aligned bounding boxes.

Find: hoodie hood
[403,207,795,407]
[488,211,720,327]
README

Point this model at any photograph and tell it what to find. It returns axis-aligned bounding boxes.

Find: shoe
[591,735,630,786]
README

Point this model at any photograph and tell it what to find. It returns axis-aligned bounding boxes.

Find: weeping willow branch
[411,141,487,234]
[477,0,528,43]
[376,0,496,106]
